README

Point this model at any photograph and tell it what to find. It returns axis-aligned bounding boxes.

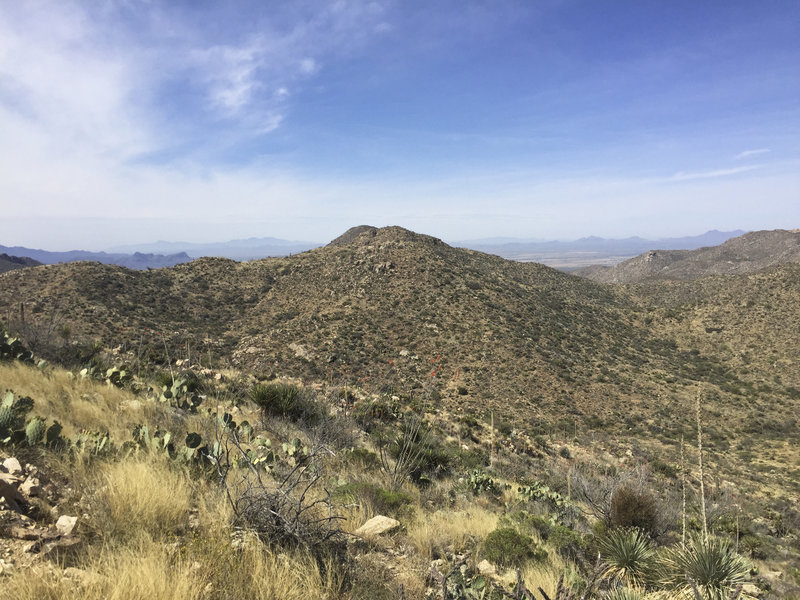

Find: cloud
[669,165,760,182]
[734,148,771,160]
[0,1,392,167]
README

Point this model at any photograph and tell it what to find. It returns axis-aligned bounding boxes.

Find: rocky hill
[0,253,42,274]
[575,229,800,283]
[1,226,797,439]
[0,227,665,421]
[1,225,799,582]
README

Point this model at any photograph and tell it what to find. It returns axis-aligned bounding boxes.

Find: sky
[1,0,799,251]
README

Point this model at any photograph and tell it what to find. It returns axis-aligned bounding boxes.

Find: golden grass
[518,551,576,599]
[0,362,158,439]
[90,454,192,540]
[407,505,498,561]
[2,535,344,600]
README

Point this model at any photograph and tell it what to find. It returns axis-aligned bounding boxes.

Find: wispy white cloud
[669,165,760,182]
[0,0,393,166]
[734,148,771,160]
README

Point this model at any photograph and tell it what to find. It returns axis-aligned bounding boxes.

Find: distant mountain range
[453,229,747,264]
[0,246,191,270]
[107,237,322,260]
[0,229,748,271]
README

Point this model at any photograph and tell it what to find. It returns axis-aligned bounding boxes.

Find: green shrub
[650,458,678,479]
[352,397,399,431]
[482,527,546,569]
[500,511,552,540]
[249,382,321,423]
[333,482,413,517]
[549,524,585,562]
[610,485,659,536]
[457,447,489,469]
[347,447,381,470]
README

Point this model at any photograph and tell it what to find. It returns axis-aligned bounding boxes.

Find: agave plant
[604,588,645,600]
[597,527,656,588]
[655,534,750,600]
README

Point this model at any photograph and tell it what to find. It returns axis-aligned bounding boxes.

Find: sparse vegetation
[0,226,797,598]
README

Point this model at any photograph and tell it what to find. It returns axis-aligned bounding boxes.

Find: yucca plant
[597,527,656,588]
[655,534,750,600]
[604,588,645,600]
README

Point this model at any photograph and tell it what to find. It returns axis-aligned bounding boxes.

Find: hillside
[0,227,797,459]
[575,229,800,283]
[1,225,799,598]
[0,253,42,274]
[0,227,726,424]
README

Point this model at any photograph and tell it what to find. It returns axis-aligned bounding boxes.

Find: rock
[19,476,41,497]
[9,526,41,540]
[354,515,400,537]
[2,457,22,476]
[43,535,82,558]
[0,479,25,512]
[477,559,496,576]
[56,515,78,536]
[742,583,760,597]
[289,342,309,359]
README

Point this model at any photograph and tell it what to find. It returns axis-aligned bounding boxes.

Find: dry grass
[407,505,498,561]
[88,454,192,540]
[519,551,577,599]
[0,361,158,439]
[2,535,344,600]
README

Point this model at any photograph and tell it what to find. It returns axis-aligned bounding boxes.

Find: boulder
[477,559,496,576]
[742,583,760,597]
[19,476,41,497]
[354,515,400,537]
[0,479,25,512]
[2,457,23,476]
[56,515,78,536]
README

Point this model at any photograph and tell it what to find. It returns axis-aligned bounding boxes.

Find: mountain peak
[327,225,443,248]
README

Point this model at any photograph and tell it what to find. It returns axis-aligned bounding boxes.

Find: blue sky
[1,0,798,250]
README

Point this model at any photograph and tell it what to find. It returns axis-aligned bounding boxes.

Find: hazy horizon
[0,224,755,254]
[2,1,798,250]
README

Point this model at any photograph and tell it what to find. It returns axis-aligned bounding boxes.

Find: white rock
[742,583,760,597]
[354,515,400,537]
[2,457,23,476]
[477,559,496,576]
[19,477,41,497]
[56,515,78,536]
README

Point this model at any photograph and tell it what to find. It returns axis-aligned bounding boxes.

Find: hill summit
[327,225,443,248]
[2,225,798,433]
[576,229,800,283]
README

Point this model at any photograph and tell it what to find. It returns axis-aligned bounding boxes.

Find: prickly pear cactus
[11,395,34,416]
[105,365,132,387]
[0,392,34,437]
[0,405,14,434]
[45,421,66,449]
[1,333,34,363]
[73,430,112,455]
[25,416,46,446]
